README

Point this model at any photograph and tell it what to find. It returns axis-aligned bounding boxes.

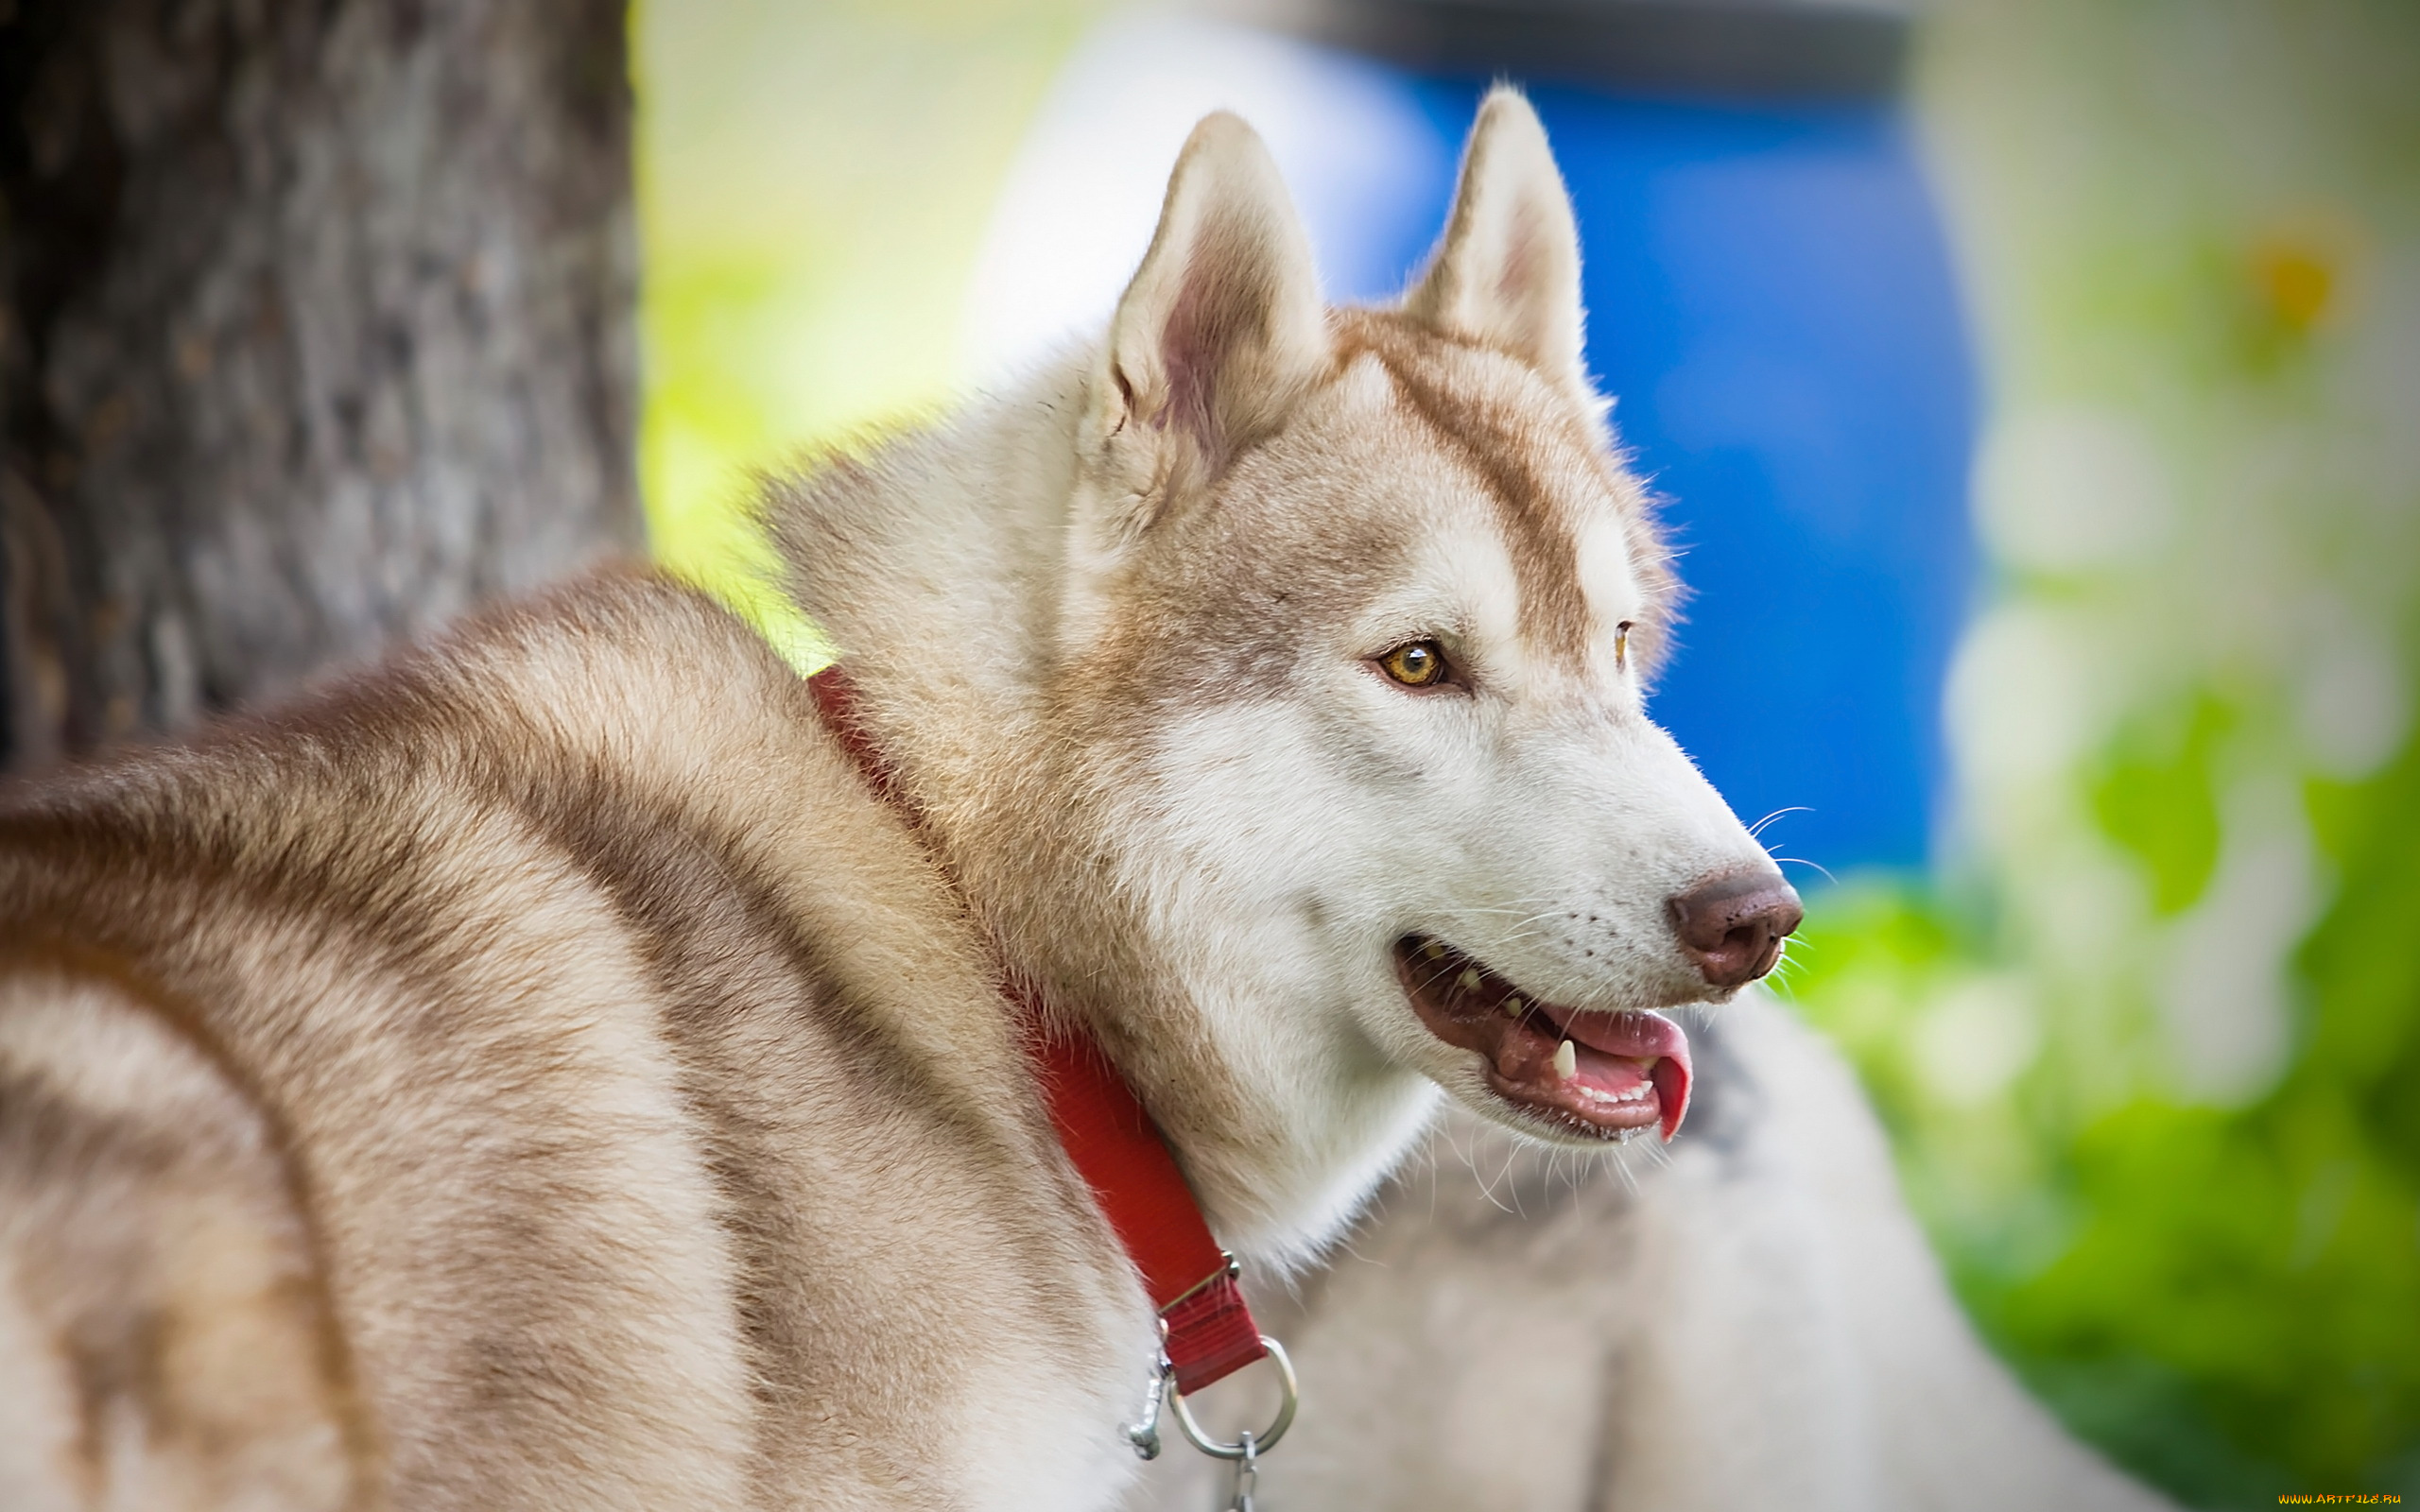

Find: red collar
[806,665,1265,1396]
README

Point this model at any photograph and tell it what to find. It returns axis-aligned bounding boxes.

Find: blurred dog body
[0,94,1805,1508]
[1131,992,2173,1512]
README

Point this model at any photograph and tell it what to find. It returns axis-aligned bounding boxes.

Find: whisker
[1746,806,1812,841]
[1464,1133,1519,1214]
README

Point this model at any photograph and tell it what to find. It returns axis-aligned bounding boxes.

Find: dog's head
[1044,91,1799,1164]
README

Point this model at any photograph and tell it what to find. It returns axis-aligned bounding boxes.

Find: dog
[0,91,1800,1508]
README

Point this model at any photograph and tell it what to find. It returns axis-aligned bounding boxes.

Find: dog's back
[0,571,1134,1510]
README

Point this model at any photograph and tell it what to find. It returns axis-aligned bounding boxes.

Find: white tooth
[1458,967,1482,993]
[1503,996,1524,1018]
[1552,1040,1577,1080]
[1423,940,1445,960]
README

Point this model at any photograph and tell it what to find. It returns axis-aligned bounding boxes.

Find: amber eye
[1378,640,1450,688]
[1616,621,1634,673]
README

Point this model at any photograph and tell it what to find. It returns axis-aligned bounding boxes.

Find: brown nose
[1668,871,1804,989]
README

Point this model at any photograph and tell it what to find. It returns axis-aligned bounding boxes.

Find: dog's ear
[1404,89,1588,398]
[1083,112,1329,532]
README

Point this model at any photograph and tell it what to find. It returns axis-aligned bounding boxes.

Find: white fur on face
[1115,471,1773,1183]
[1092,698,1439,1261]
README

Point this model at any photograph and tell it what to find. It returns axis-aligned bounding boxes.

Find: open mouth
[1394,936,1692,1143]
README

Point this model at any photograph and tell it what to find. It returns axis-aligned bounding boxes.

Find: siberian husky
[0,93,1803,1508]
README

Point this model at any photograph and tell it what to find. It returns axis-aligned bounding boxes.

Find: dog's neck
[769,357,1434,1271]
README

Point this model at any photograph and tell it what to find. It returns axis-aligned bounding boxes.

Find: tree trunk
[0,0,641,772]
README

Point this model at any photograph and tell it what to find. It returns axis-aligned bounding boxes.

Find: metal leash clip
[1123,1348,1174,1461]
[1219,1431,1259,1512]
[1121,1333,1298,1509]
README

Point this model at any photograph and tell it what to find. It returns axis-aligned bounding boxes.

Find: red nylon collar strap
[806,665,1265,1395]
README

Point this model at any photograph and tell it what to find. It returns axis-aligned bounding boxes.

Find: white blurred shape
[1945,600,2104,789]
[959,10,1451,386]
[2154,775,2325,1105]
[2296,613,2411,780]
[1912,977,2040,1108]
[1976,406,2175,573]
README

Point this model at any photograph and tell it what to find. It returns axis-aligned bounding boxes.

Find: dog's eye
[1377,640,1450,688]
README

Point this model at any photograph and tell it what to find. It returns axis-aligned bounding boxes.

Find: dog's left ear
[1083,112,1330,534]
[1404,89,1589,401]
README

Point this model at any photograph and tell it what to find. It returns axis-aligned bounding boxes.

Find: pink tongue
[1549,1009,1694,1142]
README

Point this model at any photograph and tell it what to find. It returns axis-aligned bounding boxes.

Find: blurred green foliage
[2090,695,2229,917]
[1781,745,2420,1500]
[1790,702,2420,1504]
[1786,3,2420,1500]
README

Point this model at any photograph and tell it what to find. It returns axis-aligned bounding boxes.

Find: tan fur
[1338,312,1679,675]
[2,575,1148,1508]
[0,968,354,1511]
[2,92,1784,1507]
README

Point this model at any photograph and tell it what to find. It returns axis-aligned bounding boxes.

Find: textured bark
[0,0,641,771]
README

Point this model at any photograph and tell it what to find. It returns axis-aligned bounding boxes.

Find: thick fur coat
[0,576,1148,1508]
[0,90,2143,1511]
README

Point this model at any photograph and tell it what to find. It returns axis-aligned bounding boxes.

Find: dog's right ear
[1080,112,1329,544]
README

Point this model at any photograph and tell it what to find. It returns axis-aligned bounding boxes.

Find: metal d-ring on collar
[1168,1334,1299,1459]
[1122,1332,1300,1465]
